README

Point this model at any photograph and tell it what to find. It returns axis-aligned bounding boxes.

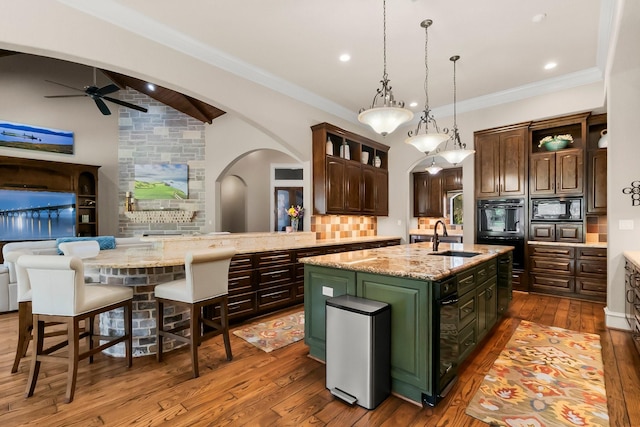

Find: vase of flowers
[538,134,573,151]
[287,205,304,232]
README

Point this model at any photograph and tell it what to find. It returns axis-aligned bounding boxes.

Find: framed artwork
[0,120,74,154]
[134,164,188,200]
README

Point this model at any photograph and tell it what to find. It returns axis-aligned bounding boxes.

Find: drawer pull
[628,290,636,303]
[464,339,476,347]
[462,307,473,314]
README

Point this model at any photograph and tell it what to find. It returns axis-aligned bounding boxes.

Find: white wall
[604,0,640,328]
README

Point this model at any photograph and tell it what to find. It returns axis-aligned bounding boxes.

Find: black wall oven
[476,199,525,269]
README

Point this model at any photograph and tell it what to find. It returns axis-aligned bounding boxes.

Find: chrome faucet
[432,220,449,251]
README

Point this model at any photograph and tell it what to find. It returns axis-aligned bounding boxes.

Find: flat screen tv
[0,189,76,241]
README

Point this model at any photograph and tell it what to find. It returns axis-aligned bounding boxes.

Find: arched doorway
[220,175,247,232]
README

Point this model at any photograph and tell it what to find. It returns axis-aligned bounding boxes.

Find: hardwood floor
[1,292,639,426]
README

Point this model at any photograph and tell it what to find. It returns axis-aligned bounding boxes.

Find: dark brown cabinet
[530,222,583,243]
[586,113,607,214]
[529,148,583,196]
[442,167,462,191]
[528,244,605,302]
[312,123,389,216]
[474,124,528,199]
[413,172,443,217]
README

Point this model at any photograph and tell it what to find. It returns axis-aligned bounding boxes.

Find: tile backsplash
[416,217,463,233]
[586,215,607,243]
[311,215,377,240]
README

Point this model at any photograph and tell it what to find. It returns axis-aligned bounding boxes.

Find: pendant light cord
[382,0,388,82]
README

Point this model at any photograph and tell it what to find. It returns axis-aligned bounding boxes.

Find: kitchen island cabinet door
[356,273,432,401]
[303,265,356,360]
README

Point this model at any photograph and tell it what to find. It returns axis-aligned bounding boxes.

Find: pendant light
[425,157,443,175]
[439,55,475,165]
[405,19,449,153]
[358,0,413,136]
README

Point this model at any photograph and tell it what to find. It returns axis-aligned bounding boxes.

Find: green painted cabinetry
[303,266,356,360]
[357,272,432,400]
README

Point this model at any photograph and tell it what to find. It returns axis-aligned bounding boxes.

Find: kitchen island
[301,242,513,406]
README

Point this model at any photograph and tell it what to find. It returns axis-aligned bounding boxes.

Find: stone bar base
[87,264,190,357]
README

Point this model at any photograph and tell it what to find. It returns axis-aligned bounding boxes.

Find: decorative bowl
[544,138,569,151]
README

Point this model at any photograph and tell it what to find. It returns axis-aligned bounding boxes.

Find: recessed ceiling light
[339,53,351,62]
[409,101,418,108]
[532,13,547,23]
[147,83,156,91]
[544,62,557,70]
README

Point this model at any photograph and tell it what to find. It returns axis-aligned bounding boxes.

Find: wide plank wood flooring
[1,292,639,426]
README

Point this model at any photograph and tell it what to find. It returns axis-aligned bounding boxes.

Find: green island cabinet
[304,253,512,405]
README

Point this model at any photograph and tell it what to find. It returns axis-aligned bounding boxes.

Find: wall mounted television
[0,189,76,241]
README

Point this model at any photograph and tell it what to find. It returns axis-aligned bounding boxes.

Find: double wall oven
[476,198,525,269]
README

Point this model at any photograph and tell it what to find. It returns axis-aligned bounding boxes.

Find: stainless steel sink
[428,250,481,258]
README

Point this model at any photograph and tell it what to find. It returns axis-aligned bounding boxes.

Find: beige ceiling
[52,0,610,121]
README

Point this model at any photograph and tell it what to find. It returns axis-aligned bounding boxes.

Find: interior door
[274,187,303,231]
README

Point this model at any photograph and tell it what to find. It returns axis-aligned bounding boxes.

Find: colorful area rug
[233,311,305,353]
[466,320,609,427]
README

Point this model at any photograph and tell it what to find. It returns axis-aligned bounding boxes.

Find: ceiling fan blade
[97,84,120,96]
[44,79,85,93]
[44,94,87,98]
[94,98,112,115]
[102,96,148,113]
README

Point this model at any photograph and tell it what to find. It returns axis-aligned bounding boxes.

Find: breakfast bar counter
[81,232,401,357]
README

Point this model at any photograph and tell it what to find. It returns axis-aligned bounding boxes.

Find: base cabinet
[304,254,510,405]
[529,244,606,302]
[624,258,640,356]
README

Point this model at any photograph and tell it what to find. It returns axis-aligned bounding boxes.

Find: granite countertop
[624,251,640,268]
[409,229,464,236]
[527,241,607,248]
[300,242,513,282]
[83,234,402,269]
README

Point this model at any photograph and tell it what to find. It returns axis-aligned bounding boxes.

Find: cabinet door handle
[462,306,473,314]
[464,339,476,347]
[627,289,635,303]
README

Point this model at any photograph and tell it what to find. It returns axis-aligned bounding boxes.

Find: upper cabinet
[442,168,463,192]
[413,172,443,217]
[586,114,607,214]
[474,123,529,199]
[312,123,389,216]
[529,113,588,197]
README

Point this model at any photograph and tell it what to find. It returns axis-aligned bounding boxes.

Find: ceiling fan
[44,68,148,116]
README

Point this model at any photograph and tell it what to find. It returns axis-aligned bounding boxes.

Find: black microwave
[531,197,583,221]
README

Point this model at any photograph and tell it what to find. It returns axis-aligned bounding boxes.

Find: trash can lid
[326,295,389,315]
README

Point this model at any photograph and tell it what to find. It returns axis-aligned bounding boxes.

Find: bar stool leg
[156,299,164,363]
[12,301,32,373]
[25,314,44,398]
[190,303,201,378]
[221,296,232,361]
[65,318,80,403]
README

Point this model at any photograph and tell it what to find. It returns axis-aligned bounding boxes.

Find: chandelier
[425,157,443,175]
[358,0,413,136]
[439,55,475,165]
[405,19,449,153]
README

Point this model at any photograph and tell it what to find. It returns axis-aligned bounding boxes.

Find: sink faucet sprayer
[432,220,449,252]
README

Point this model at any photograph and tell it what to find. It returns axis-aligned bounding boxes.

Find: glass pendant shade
[439,147,474,165]
[359,106,414,137]
[405,131,449,153]
[425,158,443,175]
[358,0,412,136]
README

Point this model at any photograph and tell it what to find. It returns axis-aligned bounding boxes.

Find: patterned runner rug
[233,311,305,353]
[466,320,609,427]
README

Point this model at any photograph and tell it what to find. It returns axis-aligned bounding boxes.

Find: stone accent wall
[311,215,377,240]
[118,90,206,236]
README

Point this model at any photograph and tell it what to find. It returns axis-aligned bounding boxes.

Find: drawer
[229,253,254,272]
[476,260,497,283]
[258,285,293,310]
[257,264,292,288]
[458,321,477,363]
[294,263,305,280]
[530,273,574,294]
[529,245,575,258]
[228,269,254,294]
[530,256,574,275]
[211,292,257,320]
[256,250,292,267]
[295,248,326,261]
[294,281,304,302]
[575,259,607,277]
[458,268,476,296]
[577,247,606,260]
[228,292,257,319]
[458,290,477,330]
[575,277,607,300]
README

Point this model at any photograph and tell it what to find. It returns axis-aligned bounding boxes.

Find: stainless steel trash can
[325,295,391,410]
